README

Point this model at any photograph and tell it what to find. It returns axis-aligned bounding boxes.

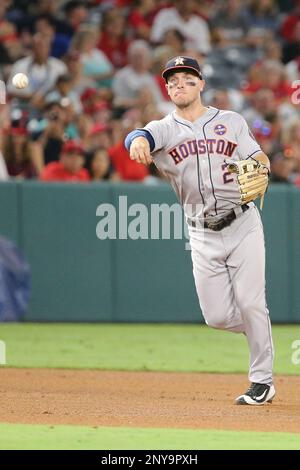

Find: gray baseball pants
[188,204,274,385]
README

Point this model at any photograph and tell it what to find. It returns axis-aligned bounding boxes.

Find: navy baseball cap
[162,56,202,82]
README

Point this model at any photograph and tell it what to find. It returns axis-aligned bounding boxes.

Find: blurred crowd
[0,0,299,185]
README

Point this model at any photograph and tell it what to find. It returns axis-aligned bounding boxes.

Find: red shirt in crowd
[280,13,300,42]
[128,10,151,30]
[109,141,149,181]
[242,80,293,102]
[40,162,90,182]
[97,31,129,69]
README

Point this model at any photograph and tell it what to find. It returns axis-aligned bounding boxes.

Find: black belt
[190,204,249,231]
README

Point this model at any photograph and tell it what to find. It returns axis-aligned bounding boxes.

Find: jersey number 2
[222,163,234,184]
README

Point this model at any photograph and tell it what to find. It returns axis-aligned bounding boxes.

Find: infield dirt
[0,369,299,433]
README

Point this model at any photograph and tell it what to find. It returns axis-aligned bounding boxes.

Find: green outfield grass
[0,423,299,450]
[0,323,299,374]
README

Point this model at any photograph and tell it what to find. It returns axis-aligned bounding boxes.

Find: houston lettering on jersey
[169,139,237,165]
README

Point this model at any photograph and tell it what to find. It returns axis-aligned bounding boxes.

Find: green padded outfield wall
[0,181,299,323]
[291,187,300,322]
[110,184,200,322]
[21,182,113,321]
[260,186,292,322]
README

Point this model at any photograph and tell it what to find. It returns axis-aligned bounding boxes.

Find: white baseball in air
[12,73,29,89]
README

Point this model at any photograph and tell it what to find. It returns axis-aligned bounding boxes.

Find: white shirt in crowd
[113,65,163,106]
[151,7,211,54]
[7,56,67,97]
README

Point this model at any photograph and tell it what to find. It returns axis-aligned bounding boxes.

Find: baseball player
[125,56,275,405]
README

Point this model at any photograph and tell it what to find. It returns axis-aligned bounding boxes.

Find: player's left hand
[226,158,269,209]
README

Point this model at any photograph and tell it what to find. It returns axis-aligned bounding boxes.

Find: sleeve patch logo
[214,124,227,136]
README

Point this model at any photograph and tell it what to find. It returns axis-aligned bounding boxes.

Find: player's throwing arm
[129,137,152,165]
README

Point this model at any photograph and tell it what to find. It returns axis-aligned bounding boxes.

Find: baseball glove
[226,158,269,210]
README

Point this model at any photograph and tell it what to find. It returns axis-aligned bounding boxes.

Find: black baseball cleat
[235,383,275,405]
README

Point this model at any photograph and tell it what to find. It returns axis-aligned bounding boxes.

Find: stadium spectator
[205,26,266,89]
[0,0,299,186]
[112,39,163,114]
[86,122,111,152]
[163,29,186,57]
[0,0,20,63]
[0,42,12,68]
[270,152,296,182]
[282,22,300,64]
[34,14,71,59]
[128,0,158,41]
[282,121,300,173]
[40,139,90,182]
[7,33,67,113]
[29,0,60,18]
[28,101,69,174]
[265,119,300,183]
[286,45,300,78]
[71,26,114,89]
[280,0,300,43]
[108,109,150,181]
[3,126,37,179]
[152,45,176,103]
[18,0,74,40]
[242,60,293,103]
[0,0,21,62]
[80,87,100,114]
[151,0,211,54]
[206,90,245,114]
[63,50,96,97]
[63,0,89,37]
[211,0,249,47]
[45,73,82,114]
[244,89,278,123]
[262,38,283,62]
[243,0,280,32]
[109,139,150,181]
[86,147,117,181]
[97,8,130,69]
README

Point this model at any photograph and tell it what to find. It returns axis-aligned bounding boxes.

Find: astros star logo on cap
[174,57,185,66]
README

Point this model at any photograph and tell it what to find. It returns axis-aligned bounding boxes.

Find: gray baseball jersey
[144,106,261,219]
[142,106,274,388]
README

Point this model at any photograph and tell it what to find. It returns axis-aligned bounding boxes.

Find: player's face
[166,72,204,109]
